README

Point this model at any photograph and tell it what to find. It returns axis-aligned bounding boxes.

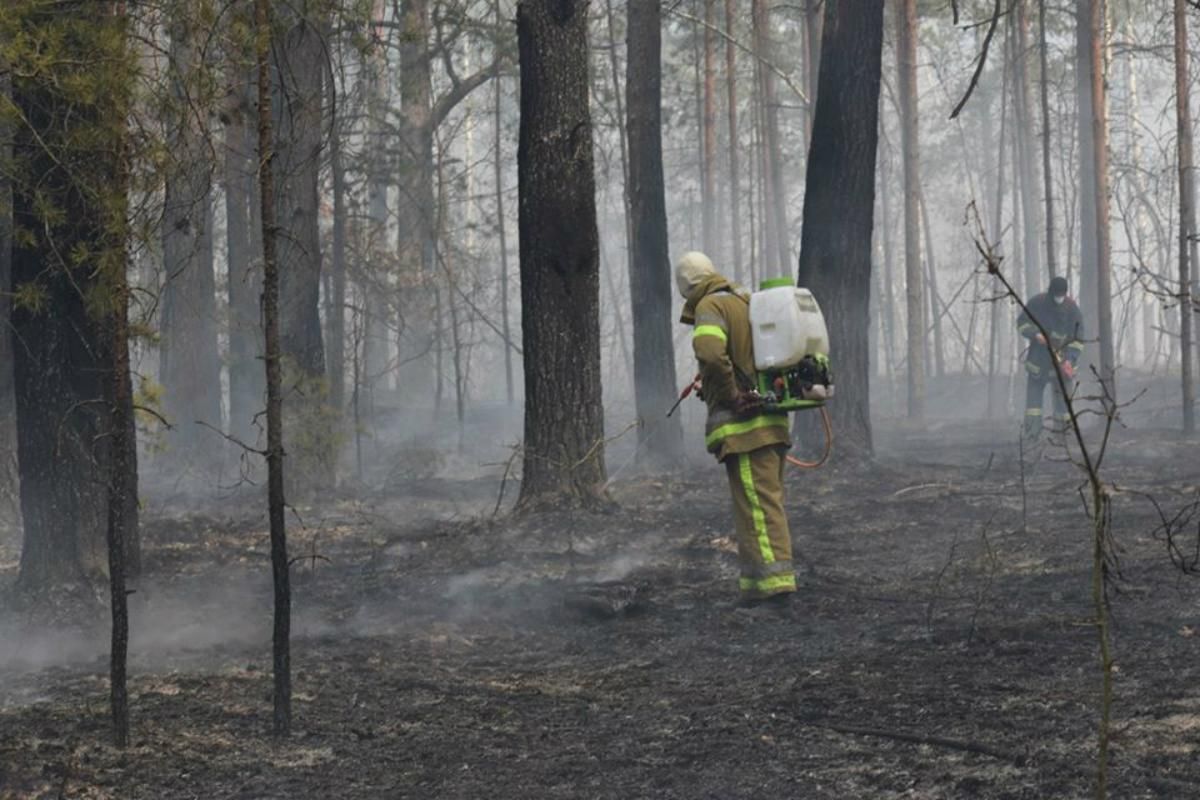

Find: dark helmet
[1049,276,1069,298]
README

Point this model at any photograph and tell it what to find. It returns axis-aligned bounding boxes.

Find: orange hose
[787,406,833,469]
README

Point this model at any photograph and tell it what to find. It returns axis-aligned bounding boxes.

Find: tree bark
[895,0,924,419]
[1175,0,1196,432]
[795,0,886,461]
[626,0,683,465]
[516,0,607,508]
[328,54,348,415]
[256,0,291,737]
[1074,0,1099,376]
[161,5,221,460]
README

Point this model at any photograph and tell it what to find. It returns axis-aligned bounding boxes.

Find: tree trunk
[795,0,886,461]
[988,24,1011,418]
[1075,0,1099,376]
[494,0,514,405]
[702,0,717,256]
[626,0,683,465]
[161,7,221,460]
[802,0,822,145]
[0,67,16,521]
[363,17,391,406]
[11,3,130,587]
[1014,0,1043,295]
[397,0,436,400]
[918,190,946,378]
[516,0,607,508]
[895,0,924,419]
[256,0,291,737]
[1175,0,1196,432]
[328,54,348,415]
[224,53,265,445]
[1038,0,1058,278]
[272,4,329,488]
[723,0,744,284]
[1080,0,1115,400]
[752,0,788,277]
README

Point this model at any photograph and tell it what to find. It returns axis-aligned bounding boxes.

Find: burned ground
[2,421,1200,799]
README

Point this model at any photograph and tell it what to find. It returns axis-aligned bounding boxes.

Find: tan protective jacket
[680,275,791,461]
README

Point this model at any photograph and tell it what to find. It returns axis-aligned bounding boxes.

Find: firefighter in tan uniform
[676,252,796,612]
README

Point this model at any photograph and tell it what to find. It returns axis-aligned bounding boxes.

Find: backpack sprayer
[671,277,835,468]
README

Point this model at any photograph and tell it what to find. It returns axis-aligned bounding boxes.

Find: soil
[3,420,1200,799]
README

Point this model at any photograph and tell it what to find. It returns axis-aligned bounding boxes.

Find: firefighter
[675,251,796,614]
[1018,275,1084,440]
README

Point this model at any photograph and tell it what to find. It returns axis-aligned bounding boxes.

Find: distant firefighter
[1018,276,1085,440]
[675,251,796,617]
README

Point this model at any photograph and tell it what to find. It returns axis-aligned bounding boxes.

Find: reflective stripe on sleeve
[693,324,727,343]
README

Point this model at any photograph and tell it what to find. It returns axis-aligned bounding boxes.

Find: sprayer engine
[755,354,834,411]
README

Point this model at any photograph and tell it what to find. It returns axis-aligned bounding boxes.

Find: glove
[1060,361,1076,381]
[734,390,764,416]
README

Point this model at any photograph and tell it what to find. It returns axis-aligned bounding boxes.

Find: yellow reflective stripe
[1018,323,1037,334]
[1025,408,1043,416]
[693,324,727,343]
[704,414,789,448]
[739,453,775,565]
[739,574,796,593]
[1066,341,1085,351]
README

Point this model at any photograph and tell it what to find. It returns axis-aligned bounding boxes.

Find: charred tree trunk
[1175,0,1196,432]
[224,54,266,445]
[795,0,885,461]
[516,0,607,508]
[328,59,348,415]
[161,8,221,459]
[895,0,924,419]
[272,9,326,381]
[256,0,291,737]
[1074,0,1099,377]
[11,5,129,588]
[626,0,683,465]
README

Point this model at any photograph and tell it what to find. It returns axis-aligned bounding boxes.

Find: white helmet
[675,251,717,299]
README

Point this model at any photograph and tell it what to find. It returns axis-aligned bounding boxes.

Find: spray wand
[665,374,702,418]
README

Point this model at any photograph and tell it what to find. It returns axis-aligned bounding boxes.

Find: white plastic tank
[749,278,830,370]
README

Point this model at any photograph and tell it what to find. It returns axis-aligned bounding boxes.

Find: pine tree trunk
[1175,0,1196,432]
[987,24,1011,419]
[224,54,265,444]
[626,0,683,465]
[895,0,924,419]
[161,8,221,459]
[516,0,607,508]
[724,0,744,284]
[1038,0,1058,278]
[11,4,128,587]
[329,69,348,415]
[256,0,291,737]
[1075,0,1099,374]
[397,0,436,400]
[802,0,822,145]
[0,67,16,521]
[363,21,391,404]
[1081,0,1115,400]
[702,0,717,256]
[752,0,788,277]
[795,0,885,461]
[494,0,514,405]
[1014,0,1043,295]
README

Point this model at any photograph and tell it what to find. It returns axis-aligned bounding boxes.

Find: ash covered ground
[2,418,1200,799]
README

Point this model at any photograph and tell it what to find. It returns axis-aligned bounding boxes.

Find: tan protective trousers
[722,444,796,599]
